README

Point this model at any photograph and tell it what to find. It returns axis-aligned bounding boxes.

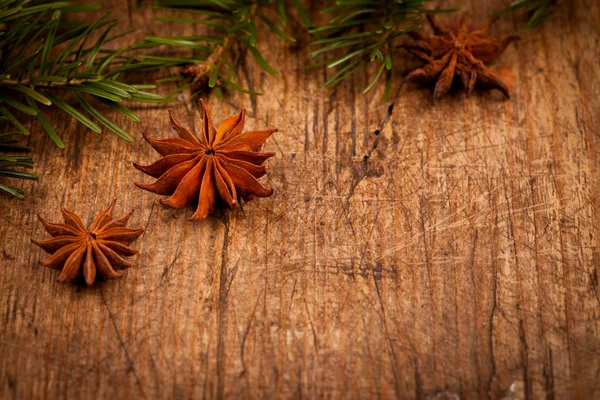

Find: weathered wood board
[1,0,599,398]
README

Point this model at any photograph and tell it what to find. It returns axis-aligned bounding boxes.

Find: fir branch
[138,0,310,98]
[0,118,37,200]
[0,1,169,148]
[496,0,561,30]
[308,1,457,101]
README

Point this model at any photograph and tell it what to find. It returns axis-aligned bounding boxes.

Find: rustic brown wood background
[1,0,599,398]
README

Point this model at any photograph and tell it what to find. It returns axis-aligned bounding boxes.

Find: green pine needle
[0,127,37,200]
[0,0,167,147]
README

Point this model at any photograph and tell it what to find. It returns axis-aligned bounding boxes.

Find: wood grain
[1,0,599,398]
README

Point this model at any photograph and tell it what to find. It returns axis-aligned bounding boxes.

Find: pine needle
[0,1,167,147]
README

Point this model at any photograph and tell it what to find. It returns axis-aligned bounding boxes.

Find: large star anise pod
[31,199,144,285]
[404,15,519,101]
[134,99,277,220]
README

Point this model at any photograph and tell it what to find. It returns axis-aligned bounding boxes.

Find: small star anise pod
[180,42,227,95]
[31,199,144,286]
[404,15,519,101]
[180,64,221,95]
[134,99,277,221]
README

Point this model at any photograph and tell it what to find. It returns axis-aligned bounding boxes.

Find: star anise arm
[135,156,201,195]
[475,64,510,98]
[499,35,520,56]
[83,243,96,285]
[458,69,477,97]
[433,51,458,101]
[190,159,217,221]
[169,109,203,146]
[31,236,79,253]
[225,163,274,198]
[404,42,434,62]
[60,207,87,231]
[457,13,469,36]
[160,158,207,209]
[38,242,82,269]
[427,14,453,37]
[99,240,138,256]
[90,198,116,231]
[215,161,237,206]
[96,242,134,270]
[213,162,236,207]
[142,132,201,156]
[38,216,81,237]
[456,56,477,97]
[467,70,477,96]
[133,153,198,179]
[102,210,134,230]
[215,109,245,143]
[97,227,144,245]
[458,70,468,91]
[92,242,121,279]
[199,99,217,146]
[406,51,453,83]
[57,244,86,283]
[217,129,277,152]
[219,150,275,165]
[217,154,267,178]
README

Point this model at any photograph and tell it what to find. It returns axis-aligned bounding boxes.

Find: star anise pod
[134,100,277,220]
[180,40,227,95]
[180,64,221,95]
[31,199,144,286]
[404,15,519,101]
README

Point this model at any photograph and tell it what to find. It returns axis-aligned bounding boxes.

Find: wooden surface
[1,0,599,399]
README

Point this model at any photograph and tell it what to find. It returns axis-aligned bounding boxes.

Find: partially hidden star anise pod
[31,199,144,285]
[404,15,519,101]
[134,99,277,220]
[180,64,221,95]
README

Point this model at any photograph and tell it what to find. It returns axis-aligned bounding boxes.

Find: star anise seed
[134,99,277,221]
[404,15,519,101]
[31,199,144,286]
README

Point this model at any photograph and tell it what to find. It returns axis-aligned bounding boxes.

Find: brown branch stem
[181,2,260,81]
